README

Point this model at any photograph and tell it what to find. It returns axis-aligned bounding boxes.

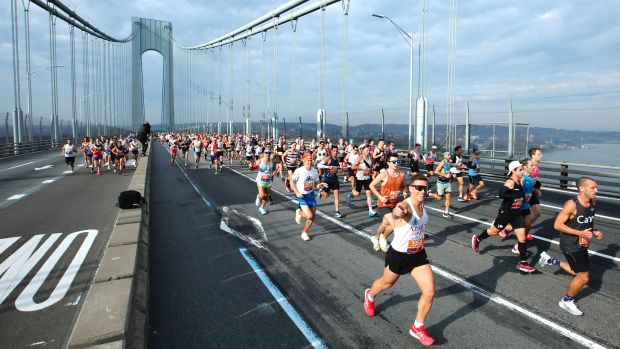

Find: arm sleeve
[534,180,542,189]
[499,185,523,199]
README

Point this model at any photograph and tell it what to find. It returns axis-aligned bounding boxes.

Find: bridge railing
[0,138,72,158]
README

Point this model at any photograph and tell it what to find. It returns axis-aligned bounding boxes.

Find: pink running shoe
[499,229,507,238]
[526,233,534,241]
[471,234,480,254]
[517,261,536,273]
[363,289,375,316]
[409,324,435,346]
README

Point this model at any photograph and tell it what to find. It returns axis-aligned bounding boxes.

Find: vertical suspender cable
[319,3,325,111]
[24,0,34,141]
[70,24,76,138]
[230,42,234,135]
[245,33,251,135]
[261,31,267,138]
[342,0,350,139]
[291,18,297,138]
[273,18,279,140]
[218,46,223,134]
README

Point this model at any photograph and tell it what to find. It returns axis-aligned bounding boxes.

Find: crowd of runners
[61,133,142,175]
[157,131,604,346]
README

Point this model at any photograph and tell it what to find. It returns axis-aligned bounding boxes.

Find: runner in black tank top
[536,177,603,316]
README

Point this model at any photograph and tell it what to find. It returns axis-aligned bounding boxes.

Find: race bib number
[578,237,590,249]
[362,169,370,176]
[290,158,297,164]
[329,166,338,174]
[388,191,400,204]
[407,239,424,254]
[511,198,523,210]
[303,181,314,191]
[260,174,271,182]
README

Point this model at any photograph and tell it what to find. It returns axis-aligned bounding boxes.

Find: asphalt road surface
[148,142,620,349]
[0,149,137,348]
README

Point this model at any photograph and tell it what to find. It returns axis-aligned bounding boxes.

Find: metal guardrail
[0,138,71,158]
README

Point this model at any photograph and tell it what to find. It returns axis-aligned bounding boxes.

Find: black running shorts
[469,174,483,186]
[64,157,75,165]
[385,247,429,275]
[410,161,419,173]
[529,191,540,206]
[493,210,525,230]
[355,178,372,192]
[322,180,340,193]
[564,249,589,273]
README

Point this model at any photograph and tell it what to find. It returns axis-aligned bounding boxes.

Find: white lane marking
[63,170,73,174]
[171,152,215,211]
[221,207,268,250]
[431,267,606,349]
[65,294,81,306]
[2,161,37,171]
[42,179,55,184]
[224,164,612,348]
[239,247,327,349]
[0,237,20,256]
[424,205,620,263]
[7,194,26,200]
[34,165,53,171]
[28,341,47,346]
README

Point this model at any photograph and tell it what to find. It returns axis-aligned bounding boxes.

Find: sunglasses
[390,160,400,164]
[411,185,428,192]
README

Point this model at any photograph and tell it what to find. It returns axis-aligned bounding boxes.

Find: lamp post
[372,14,414,150]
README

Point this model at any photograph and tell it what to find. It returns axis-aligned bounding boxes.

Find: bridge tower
[131,18,174,131]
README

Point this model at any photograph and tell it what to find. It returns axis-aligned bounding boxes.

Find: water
[542,143,619,167]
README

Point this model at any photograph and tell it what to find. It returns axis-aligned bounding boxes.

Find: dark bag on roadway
[117,190,143,209]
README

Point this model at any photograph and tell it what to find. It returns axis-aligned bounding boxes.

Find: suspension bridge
[1,1,620,348]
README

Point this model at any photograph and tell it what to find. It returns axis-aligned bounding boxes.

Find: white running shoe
[295,209,302,224]
[301,232,310,241]
[537,251,552,269]
[370,236,380,251]
[511,243,519,254]
[379,234,388,252]
[255,195,261,207]
[258,206,267,215]
[368,209,377,217]
[559,298,583,316]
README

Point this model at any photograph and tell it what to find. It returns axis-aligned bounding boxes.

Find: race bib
[303,181,314,191]
[260,174,271,182]
[578,237,590,249]
[388,191,400,204]
[407,239,424,254]
[362,169,370,176]
[329,166,338,174]
[511,198,523,210]
[290,158,297,164]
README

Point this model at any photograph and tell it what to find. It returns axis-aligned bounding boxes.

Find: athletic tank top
[522,174,533,210]
[256,161,273,184]
[286,152,299,167]
[64,145,76,157]
[390,199,428,254]
[356,156,373,180]
[560,197,595,253]
[499,179,525,213]
[323,156,340,182]
[378,171,404,209]
[437,160,451,183]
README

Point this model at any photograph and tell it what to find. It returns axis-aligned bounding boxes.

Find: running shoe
[301,232,311,241]
[295,209,302,225]
[526,233,535,241]
[363,289,375,316]
[258,206,267,215]
[368,209,377,217]
[517,261,536,273]
[267,197,273,205]
[471,234,480,254]
[464,194,470,202]
[195,164,198,169]
[334,211,342,218]
[559,298,583,316]
[379,234,388,252]
[409,324,435,346]
[255,195,261,207]
[511,243,519,254]
[471,191,478,200]
[499,229,507,238]
[371,200,377,208]
[442,212,454,219]
[370,236,380,251]
[345,193,352,205]
[536,251,552,269]
[457,196,467,202]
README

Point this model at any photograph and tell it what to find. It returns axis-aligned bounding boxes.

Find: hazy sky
[1,0,619,131]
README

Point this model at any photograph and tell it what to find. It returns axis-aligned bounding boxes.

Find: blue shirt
[468,159,481,177]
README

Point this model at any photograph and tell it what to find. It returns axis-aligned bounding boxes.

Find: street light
[372,14,414,150]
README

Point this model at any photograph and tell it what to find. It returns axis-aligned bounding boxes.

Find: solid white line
[42,180,55,184]
[238,247,327,349]
[7,194,26,200]
[540,203,620,222]
[2,161,37,171]
[224,164,612,348]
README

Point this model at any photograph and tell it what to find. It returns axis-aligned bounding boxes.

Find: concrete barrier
[68,144,152,349]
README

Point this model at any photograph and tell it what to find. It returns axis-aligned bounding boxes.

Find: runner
[536,177,602,316]
[91,139,104,176]
[282,142,300,193]
[291,153,324,241]
[452,145,468,201]
[346,145,377,217]
[113,140,127,175]
[526,147,544,241]
[169,138,178,165]
[313,141,328,179]
[337,138,347,174]
[372,139,387,176]
[344,144,360,195]
[192,137,203,169]
[467,147,485,200]
[318,145,342,218]
[408,143,422,177]
[129,138,140,166]
[255,150,275,215]
[180,136,191,166]
[428,152,456,218]
[499,159,534,246]
[369,154,406,252]
[424,145,439,179]
[363,175,436,346]
[62,139,78,172]
[471,161,536,272]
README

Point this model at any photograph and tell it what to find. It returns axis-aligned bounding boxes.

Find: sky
[1,0,619,131]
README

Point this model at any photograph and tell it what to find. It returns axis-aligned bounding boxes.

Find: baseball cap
[431,145,437,150]
[302,153,312,161]
[472,147,480,153]
[508,160,521,175]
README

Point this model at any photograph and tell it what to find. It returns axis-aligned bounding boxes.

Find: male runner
[408,143,422,177]
[467,147,485,200]
[62,139,78,172]
[428,152,456,218]
[537,177,602,316]
[291,153,324,241]
[346,145,377,216]
[452,145,468,201]
[364,175,436,346]
[318,145,343,218]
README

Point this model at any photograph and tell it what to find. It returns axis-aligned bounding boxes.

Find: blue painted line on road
[238,247,327,349]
